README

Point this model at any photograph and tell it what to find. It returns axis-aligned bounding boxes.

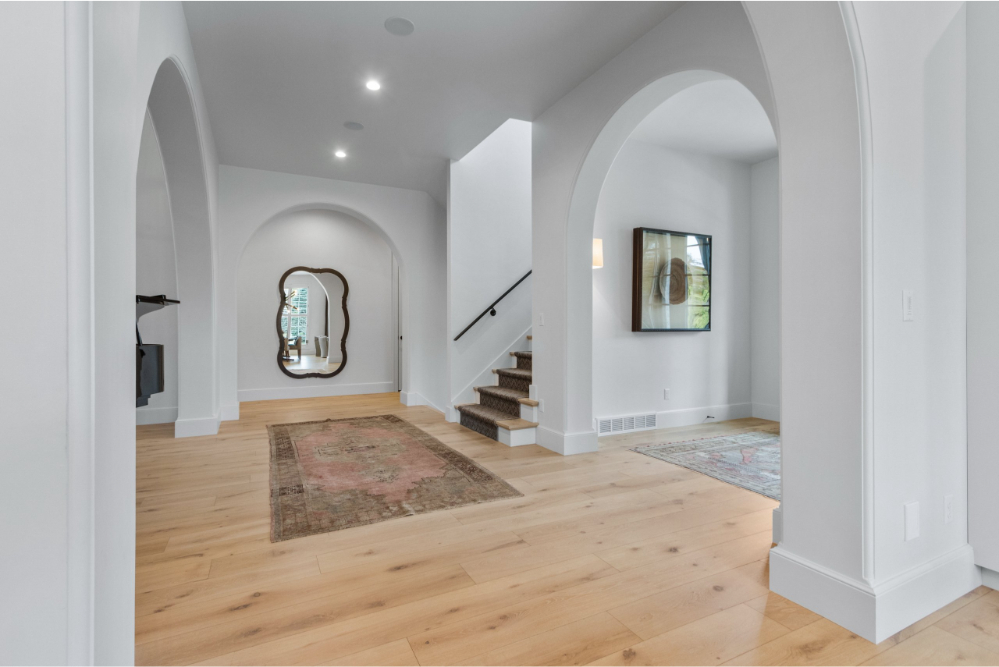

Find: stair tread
[494,367,532,379]
[474,385,528,400]
[509,350,533,358]
[456,404,537,430]
[496,417,538,431]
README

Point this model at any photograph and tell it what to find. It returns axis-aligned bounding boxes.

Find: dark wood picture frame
[276,266,350,379]
[632,227,712,332]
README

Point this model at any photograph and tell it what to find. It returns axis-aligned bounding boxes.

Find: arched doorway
[533,0,875,639]
[590,74,780,456]
[140,58,218,437]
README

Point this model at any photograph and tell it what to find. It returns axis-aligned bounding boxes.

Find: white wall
[237,209,395,401]
[592,142,752,426]
[855,0,977,610]
[448,119,532,411]
[968,0,999,575]
[0,4,71,663]
[750,157,779,420]
[136,111,180,424]
[218,165,447,414]
[91,3,220,662]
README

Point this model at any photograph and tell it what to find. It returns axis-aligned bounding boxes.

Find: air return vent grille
[597,413,657,436]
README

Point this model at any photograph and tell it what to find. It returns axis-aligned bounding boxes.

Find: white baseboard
[239,381,395,403]
[136,406,177,425]
[174,413,221,438]
[654,402,753,429]
[400,390,422,406]
[982,567,999,590]
[221,403,240,422]
[752,402,781,421]
[498,426,536,447]
[537,426,599,456]
[771,544,980,643]
[399,390,445,415]
[873,545,981,642]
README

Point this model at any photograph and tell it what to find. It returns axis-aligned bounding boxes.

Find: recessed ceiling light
[344,121,364,131]
[384,17,415,36]
[334,149,347,159]
[365,79,381,91]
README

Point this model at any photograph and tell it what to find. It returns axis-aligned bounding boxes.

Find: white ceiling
[627,79,777,163]
[182,2,683,205]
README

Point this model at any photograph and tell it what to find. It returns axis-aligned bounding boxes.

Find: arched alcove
[235,207,400,401]
[144,58,218,437]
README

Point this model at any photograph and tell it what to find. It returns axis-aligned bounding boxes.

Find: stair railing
[453,270,532,341]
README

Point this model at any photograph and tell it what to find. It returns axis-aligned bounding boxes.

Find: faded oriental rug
[268,414,522,541]
[632,431,781,500]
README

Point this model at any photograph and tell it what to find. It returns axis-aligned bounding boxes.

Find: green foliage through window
[281,287,308,340]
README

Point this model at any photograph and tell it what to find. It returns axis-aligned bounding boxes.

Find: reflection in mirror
[277,267,349,378]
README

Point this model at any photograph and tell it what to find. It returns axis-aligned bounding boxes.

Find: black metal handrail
[453,270,532,341]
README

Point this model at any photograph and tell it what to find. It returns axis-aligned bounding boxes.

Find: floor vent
[597,413,657,436]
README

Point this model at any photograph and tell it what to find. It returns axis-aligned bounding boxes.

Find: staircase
[455,335,538,446]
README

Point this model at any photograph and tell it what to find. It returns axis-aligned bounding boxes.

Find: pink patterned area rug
[632,431,780,500]
[268,414,522,541]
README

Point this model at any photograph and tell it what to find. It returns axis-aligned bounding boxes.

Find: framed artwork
[632,227,712,332]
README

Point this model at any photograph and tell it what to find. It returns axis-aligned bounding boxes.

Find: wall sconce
[593,238,604,269]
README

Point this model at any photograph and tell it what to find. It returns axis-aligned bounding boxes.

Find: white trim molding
[982,567,999,591]
[173,413,222,438]
[240,381,396,404]
[751,402,781,421]
[136,407,178,426]
[655,402,753,430]
[771,545,980,643]
[220,403,240,422]
[537,426,599,456]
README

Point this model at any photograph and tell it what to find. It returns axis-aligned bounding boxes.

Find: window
[281,287,308,340]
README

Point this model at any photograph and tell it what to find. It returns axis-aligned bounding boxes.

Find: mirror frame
[276,266,350,379]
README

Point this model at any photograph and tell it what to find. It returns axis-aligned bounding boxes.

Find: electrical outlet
[539,399,544,413]
[944,494,954,524]
[904,501,920,541]
[902,290,914,321]
[539,312,545,327]
[664,388,670,400]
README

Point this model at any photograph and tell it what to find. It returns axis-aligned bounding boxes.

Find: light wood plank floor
[136,393,999,665]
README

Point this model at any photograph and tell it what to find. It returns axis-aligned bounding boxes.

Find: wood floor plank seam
[135,397,986,666]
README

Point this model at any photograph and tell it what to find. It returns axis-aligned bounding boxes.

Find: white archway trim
[146,58,220,438]
[839,0,876,588]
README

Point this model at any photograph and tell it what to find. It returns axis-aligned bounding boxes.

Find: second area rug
[268,414,522,541]
[632,431,781,500]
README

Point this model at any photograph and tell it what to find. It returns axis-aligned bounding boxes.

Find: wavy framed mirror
[276,266,349,378]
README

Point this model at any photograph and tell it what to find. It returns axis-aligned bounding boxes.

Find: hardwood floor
[135,393,999,666]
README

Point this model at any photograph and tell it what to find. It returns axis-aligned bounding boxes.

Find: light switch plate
[903,290,914,321]
[904,501,920,541]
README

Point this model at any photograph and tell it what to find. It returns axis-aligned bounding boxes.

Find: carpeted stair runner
[456,349,535,443]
